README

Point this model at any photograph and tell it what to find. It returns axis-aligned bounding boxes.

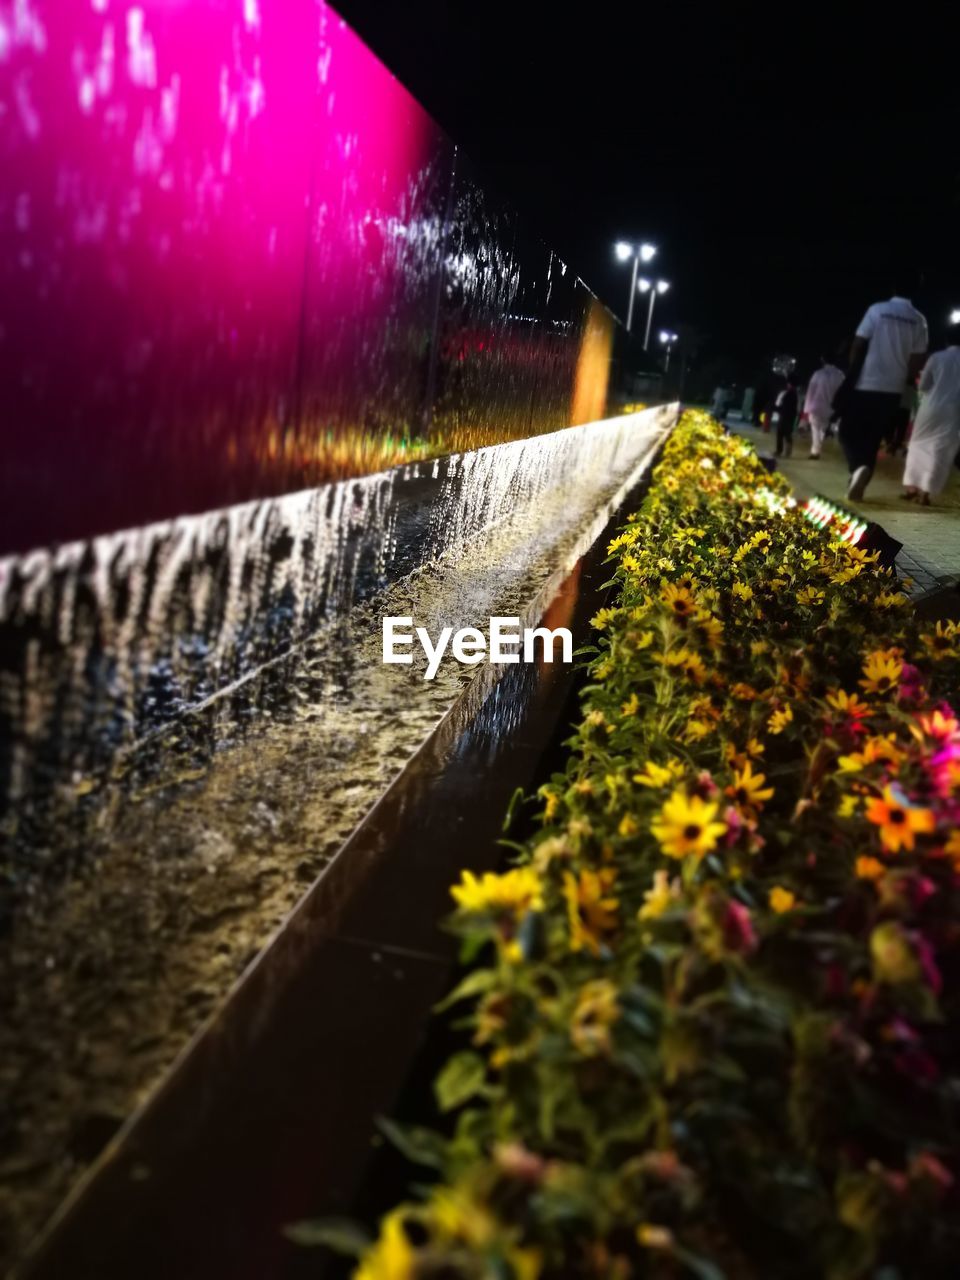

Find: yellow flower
[639,869,679,920]
[591,607,619,631]
[620,692,640,717]
[429,1187,498,1248]
[634,759,686,788]
[838,794,861,817]
[796,586,825,606]
[661,582,698,620]
[692,611,724,649]
[563,869,619,954]
[627,628,655,651]
[856,855,886,880]
[920,621,959,661]
[767,704,793,735]
[859,649,903,695]
[944,830,960,868]
[618,814,638,837]
[838,735,903,773]
[683,719,713,742]
[731,582,754,602]
[356,1210,415,1280]
[660,648,707,684]
[651,789,727,860]
[530,836,571,874]
[826,689,873,720]
[570,980,619,1056]
[769,886,796,914]
[750,639,770,657]
[730,682,759,701]
[727,761,774,810]
[541,786,560,819]
[637,1224,674,1250]
[875,590,908,610]
[451,867,544,916]
[865,787,935,853]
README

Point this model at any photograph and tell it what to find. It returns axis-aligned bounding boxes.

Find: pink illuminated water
[0,2,611,556]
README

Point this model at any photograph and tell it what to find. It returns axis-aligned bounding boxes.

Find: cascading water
[0,405,676,1267]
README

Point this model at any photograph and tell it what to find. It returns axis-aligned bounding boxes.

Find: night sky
[336,0,958,387]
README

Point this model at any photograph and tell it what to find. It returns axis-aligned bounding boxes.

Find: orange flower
[856,855,886,880]
[865,787,935,853]
[826,689,873,721]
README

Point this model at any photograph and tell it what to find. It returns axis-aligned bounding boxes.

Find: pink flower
[696,770,719,798]
[898,663,925,703]
[909,1152,954,1191]
[914,933,942,995]
[723,900,757,954]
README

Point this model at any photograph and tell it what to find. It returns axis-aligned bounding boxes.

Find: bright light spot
[615,241,632,261]
[657,280,670,294]
[78,75,95,113]
[950,309,960,325]
[637,277,652,292]
[640,243,657,262]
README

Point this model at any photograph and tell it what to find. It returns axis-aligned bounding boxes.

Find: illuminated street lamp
[638,278,670,350]
[614,241,657,332]
[659,329,678,372]
[950,309,960,325]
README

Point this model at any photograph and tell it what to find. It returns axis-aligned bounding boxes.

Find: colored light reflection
[801,495,868,545]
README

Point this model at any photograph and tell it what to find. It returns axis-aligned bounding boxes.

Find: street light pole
[616,241,656,333]
[659,330,678,372]
[639,279,670,351]
[626,252,640,333]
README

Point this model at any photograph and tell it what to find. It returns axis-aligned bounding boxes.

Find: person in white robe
[802,356,845,458]
[901,328,960,504]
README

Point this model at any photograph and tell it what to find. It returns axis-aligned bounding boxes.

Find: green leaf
[435,1051,487,1112]
[502,787,526,832]
[283,1217,371,1255]
[435,968,498,1012]
[376,1117,447,1170]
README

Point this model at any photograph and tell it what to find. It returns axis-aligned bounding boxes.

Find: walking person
[802,354,845,458]
[773,372,799,458]
[887,381,916,456]
[835,282,928,500]
[901,324,960,505]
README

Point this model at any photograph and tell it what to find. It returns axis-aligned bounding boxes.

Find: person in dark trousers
[773,373,799,457]
[833,279,928,500]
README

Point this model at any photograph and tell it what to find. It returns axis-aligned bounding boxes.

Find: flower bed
[347,411,960,1279]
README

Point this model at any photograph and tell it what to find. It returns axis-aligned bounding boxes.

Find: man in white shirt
[836,285,928,500]
[802,355,845,459]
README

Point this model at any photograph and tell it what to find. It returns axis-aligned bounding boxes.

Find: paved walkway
[724,415,960,590]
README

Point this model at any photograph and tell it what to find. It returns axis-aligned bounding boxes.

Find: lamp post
[615,241,657,332]
[659,329,678,372]
[638,278,670,350]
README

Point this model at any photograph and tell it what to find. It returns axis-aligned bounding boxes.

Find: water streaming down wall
[0,409,674,816]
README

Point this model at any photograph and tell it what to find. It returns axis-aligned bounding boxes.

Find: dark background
[336,0,958,394]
